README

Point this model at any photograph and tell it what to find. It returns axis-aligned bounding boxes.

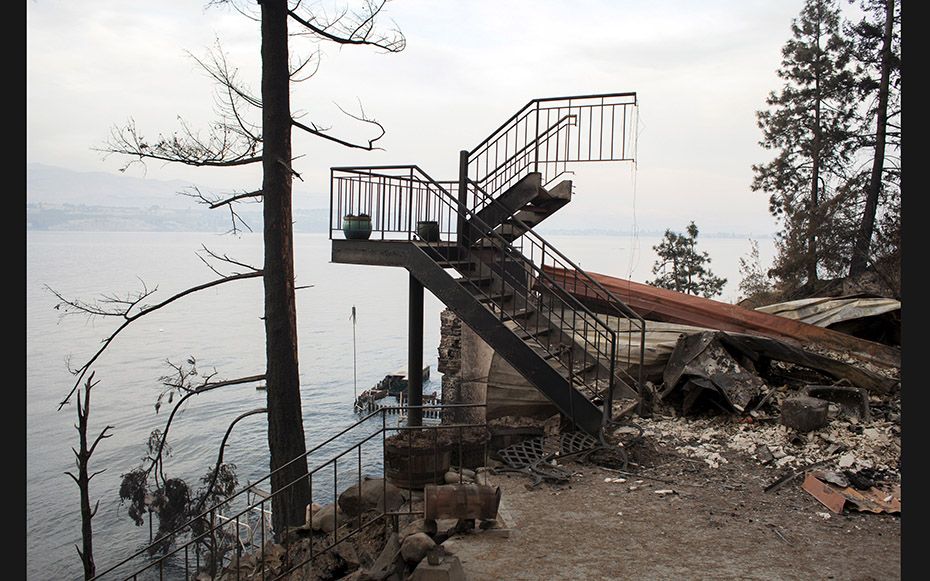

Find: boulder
[305,502,322,525]
[409,554,466,581]
[311,503,343,533]
[400,518,438,539]
[400,533,436,564]
[339,476,406,517]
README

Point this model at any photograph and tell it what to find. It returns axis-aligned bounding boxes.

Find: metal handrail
[464,179,645,391]
[467,93,637,201]
[92,403,488,580]
[467,91,637,157]
[467,179,644,323]
[330,165,619,402]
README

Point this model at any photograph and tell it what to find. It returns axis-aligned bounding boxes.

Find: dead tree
[65,373,114,580]
[96,0,405,537]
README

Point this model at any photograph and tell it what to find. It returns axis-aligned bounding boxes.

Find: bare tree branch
[179,186,263,235]
[97,117,262,173]
[50,271,263,410]
[290,47,322,82]
[187,187,264,210]
[193,407,267,515]
[145,372,266,482]
[287,0,405,53]
[198,244,261,274]
[292,99,386,151]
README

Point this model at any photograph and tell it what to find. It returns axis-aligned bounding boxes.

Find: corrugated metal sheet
[558,316,708,382]
[755,297,900,328]
[543,266,900,370]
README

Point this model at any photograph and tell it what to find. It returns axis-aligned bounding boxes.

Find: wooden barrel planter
[424,484,502,521]
[384,432,452,490]
[448,427,491,470]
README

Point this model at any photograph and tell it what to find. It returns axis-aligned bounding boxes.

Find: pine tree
[648,221,726,298]
[846,0,900,279]
[752,0,858,293]
[737,239,776,306]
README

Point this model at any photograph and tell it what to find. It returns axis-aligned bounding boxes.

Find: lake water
[26,230,773,579]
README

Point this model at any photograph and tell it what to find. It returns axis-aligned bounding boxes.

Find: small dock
[354,365,433,413]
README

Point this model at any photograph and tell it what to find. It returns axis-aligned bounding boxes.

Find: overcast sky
[27,0,860,235]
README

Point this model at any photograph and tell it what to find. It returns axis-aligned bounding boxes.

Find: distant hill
[26,163,330,233]
[26,163,328,210]
[27,162,205,210]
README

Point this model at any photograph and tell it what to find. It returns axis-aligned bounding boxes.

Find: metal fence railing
[90,403,487,581]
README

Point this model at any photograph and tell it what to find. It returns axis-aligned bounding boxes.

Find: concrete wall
[438,308,557,422]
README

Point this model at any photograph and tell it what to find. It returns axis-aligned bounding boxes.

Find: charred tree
[847,0,901,277]
[92,0,405,540]
[65,374,114,580]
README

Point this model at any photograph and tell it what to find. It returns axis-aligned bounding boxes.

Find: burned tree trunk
[66,374,113,580]
[261,0,311,536]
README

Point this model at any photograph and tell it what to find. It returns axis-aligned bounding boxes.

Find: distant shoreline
[26,206,774,239]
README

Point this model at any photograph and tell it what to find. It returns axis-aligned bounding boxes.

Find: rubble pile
[629,405,900,478]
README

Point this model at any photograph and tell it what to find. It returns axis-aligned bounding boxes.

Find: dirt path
[444,443,900,580]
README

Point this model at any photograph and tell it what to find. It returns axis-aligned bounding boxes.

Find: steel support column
[407,272,424,427]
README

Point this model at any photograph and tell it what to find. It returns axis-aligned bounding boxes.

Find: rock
[339,476,406,517]
[369,533,402,579]
[433,518,460,537]
[757,445,774,464]
[439,538,460,555]
[780,396,830,432]
[400,518,438,539]
[311,503,343,533]
[444,471,475,484]
[401,532,436,564]
[838,453,857,468]
[306,502,321,524]
[408,554,467,581]
[334,542,362,570]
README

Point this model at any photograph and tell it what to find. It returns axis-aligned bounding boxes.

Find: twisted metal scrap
[492,432,602,487]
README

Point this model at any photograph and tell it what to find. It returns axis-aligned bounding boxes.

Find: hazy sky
[27,0,856,235]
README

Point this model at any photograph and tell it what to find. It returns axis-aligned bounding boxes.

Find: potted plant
[416,220,440,242]
[343,213,372,240]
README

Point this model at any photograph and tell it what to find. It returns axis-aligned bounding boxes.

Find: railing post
[457,150,469,247]
[533,102,540,173]
[408,168,415,241]
[329,169,334,240]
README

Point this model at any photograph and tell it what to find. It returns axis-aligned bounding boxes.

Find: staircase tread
[476,292,515,303]
[516,328,551,340]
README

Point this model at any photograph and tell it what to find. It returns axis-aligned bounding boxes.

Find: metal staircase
[88,93,646,581]
[330,93,645,435]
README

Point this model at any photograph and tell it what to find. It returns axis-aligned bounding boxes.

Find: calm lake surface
[26,230,772,579]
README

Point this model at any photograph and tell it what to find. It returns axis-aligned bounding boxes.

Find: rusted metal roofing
[542,266,900,370]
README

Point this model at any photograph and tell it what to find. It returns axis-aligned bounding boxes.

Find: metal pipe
[408,273,424,427]
[457,150,469,247]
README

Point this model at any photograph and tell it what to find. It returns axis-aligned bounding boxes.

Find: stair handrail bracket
[467,92,638,202]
